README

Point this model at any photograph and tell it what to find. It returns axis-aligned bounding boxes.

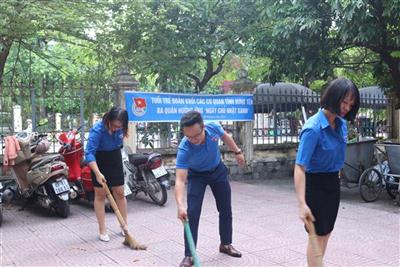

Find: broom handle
[183,220,201,267]
[103,182,127,230]
[306,219,323,267]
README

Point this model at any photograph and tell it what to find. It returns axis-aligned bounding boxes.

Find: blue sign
[125,92,254,122]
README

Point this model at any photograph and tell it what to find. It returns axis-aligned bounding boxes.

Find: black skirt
[91,148,124,188]
[305,171,340,236]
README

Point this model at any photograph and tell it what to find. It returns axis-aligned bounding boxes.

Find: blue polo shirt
[85,121,124,163]
[176,122,225,172]
[296,109,347,173]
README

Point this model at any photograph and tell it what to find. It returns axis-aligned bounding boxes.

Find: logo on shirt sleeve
[133,97,147,117]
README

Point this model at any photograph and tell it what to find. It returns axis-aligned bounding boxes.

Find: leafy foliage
[253,0,400,99]
[1,0,399,103]
[115,0,260,92]
[331,0,400,99]
[0,0,119,128]
[0,0,109,83]
[253,0,336,86]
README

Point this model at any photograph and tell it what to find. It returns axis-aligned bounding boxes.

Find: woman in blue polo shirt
[294,78,360,266]
[85,107,129,242]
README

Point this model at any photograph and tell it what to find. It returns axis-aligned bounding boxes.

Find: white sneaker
[120,229,126,237]
[99,234,110,242]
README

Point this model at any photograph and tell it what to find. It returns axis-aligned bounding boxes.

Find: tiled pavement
[0,178,399,267]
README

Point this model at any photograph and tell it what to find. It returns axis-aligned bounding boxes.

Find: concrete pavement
[0,178,399,267]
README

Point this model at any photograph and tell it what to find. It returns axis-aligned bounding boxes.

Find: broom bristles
[102,182,147,250]
[123,232,147,250]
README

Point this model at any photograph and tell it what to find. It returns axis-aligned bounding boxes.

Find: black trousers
[184,161,232,257]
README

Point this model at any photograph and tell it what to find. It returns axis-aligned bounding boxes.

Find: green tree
[253,0,336,87]
[331,0,400,100]
[254,0,400,99]
[333,47,379,89]
[0,0,105,84]
[116,0,260,92]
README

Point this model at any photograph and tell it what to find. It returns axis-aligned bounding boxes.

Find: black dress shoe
[179,256,193,267]
[219,244,242,257]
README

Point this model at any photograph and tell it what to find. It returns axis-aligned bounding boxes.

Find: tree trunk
[387,59,400,140]
[381,51,400,102]
[188,51,227,92]
[389,93,400,140]
[378,50,400,139]
[394,105,399,141]
[389,65,400,103]
[0,40,13,84]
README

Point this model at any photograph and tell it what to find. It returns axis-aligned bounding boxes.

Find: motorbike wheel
[150,184,167,206]
[145,172,168,206]
[359,167,383,202]
[54,198,70,218]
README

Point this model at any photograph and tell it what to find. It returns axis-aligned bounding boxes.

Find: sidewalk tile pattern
[0,179,398,266]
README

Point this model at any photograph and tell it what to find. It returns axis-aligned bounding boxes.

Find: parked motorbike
[8,131,70,218]
[0,178,16,226]
[57,127,113,211]
[57,128,94,202]
[122,146,170,206]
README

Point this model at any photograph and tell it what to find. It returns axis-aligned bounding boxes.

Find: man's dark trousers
[184,161,232,257]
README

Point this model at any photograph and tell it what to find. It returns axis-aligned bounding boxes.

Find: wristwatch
[234,149,242,155]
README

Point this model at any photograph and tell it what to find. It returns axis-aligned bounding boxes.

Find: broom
[183,220,201,267]
[102,182,147,250]
[306,219,323,267]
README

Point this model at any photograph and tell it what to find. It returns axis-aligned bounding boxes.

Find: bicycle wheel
[359,167,383,202]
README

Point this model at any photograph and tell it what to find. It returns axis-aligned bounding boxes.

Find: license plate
[124,183,132,197]
[52,179,70,194]
[152,166,168,178]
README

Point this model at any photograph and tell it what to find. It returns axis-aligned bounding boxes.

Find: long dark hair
[320,78,360,121]
[102,107,129,137]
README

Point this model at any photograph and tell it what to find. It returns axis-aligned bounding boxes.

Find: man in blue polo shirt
[175,111,245,267]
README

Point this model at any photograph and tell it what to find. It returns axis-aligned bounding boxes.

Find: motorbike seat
[128,154,149,166]
[30,154,64,170]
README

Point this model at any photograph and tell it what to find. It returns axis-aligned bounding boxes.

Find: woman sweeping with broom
[294,78,360,266]
[85,107,144,249]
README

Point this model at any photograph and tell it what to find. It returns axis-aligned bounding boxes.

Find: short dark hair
[102,107,129,137]
[320,78,360,121]
[180,110,204,128]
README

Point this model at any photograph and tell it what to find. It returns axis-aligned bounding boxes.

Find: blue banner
[125,92,254,122]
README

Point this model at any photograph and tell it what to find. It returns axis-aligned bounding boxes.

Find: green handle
[183,220,201,267]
